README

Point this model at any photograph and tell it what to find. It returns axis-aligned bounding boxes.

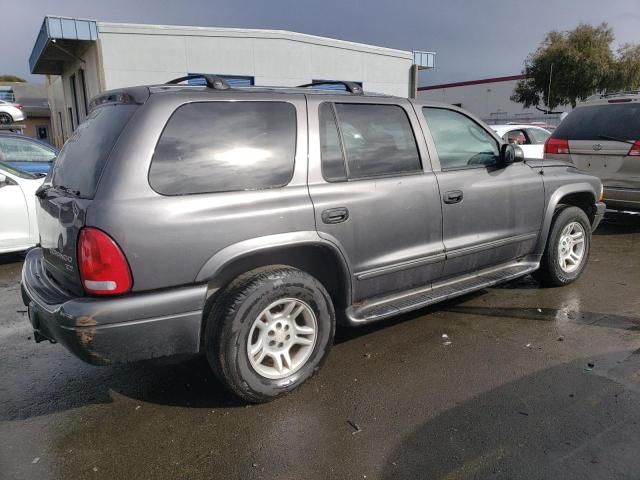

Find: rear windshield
[51,104,137,198]
[553,103,640,141]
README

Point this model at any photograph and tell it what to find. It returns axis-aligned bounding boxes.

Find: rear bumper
[592,201,606,231]
[21,248,207,365]
[603,187,640,211]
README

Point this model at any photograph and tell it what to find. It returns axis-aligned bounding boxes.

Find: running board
[345,260,539,325]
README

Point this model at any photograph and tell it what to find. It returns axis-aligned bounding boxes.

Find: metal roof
[29,16,98,74]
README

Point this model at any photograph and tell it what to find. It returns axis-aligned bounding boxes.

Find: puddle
[443,306,640,331]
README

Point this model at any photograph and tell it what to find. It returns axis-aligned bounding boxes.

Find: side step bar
[345,259,539,325]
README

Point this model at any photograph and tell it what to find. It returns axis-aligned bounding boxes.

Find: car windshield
[0,160,40,179]
[553,103,640,140]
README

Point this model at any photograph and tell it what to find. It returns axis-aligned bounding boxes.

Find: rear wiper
[597,135,635,145]
[55,185,82,197]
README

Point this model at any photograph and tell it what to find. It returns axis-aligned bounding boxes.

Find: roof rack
[297,81,363,95]
[165,74,230,90]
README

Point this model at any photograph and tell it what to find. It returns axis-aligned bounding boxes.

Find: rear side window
[334,103,421,179]
[51,104,137,198]
[150,102,296,195]
[319,103,347,181]
[527,128,551,144]
[553,103,640,140]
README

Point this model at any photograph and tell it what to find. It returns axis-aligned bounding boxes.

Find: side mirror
[0,173,11,188]
[500,144,525,165]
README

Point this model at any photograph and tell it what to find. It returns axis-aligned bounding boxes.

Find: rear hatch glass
[50,104,138,198]
[39,104,137,294]
[552,103,640,141]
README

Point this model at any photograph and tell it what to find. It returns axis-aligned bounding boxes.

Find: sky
[2,0,639,86]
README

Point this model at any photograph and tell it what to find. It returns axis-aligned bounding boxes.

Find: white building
[418,74,567,126]
[29,16,434,147]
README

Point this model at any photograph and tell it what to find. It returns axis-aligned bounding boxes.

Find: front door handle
[443,190,463,204]
[321,207,349,224]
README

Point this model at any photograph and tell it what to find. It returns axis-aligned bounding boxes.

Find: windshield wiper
[598,134,635,145]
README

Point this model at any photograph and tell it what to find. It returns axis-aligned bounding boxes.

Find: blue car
[0,132,58,175]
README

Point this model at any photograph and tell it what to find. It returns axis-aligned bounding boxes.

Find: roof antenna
[542,63,554,176]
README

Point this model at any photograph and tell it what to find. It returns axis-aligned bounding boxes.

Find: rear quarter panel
[89,91,315,292]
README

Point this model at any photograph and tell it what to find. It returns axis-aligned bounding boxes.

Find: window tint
[553,103,640,140]
[51,104,137,198]
[527,128,550,144]
[333,103,421,179]
[319,103,346,181]
[505,129,529,145]
[150,102,296,195]
[0,137,56,162]
[423,108,499,169]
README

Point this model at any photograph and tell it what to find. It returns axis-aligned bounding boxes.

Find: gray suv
[545,92,640,211]
[21,76,605,402]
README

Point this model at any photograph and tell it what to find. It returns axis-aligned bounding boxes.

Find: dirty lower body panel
[21,248,207,365]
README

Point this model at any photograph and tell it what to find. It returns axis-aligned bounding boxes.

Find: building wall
[96,24,412,96]
[419,77,570,125]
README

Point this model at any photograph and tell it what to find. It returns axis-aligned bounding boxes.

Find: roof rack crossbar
[297,81,363,94]
[165,74,230,90]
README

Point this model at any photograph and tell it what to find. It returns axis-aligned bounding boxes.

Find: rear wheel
[0,112,13,125]
[533,206,591,286]
[205,266,335,403]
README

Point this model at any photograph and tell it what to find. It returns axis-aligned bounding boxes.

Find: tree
[0,75,26,82]
[511,23,640,110]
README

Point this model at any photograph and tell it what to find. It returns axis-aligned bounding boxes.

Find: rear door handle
[321,207,349,224]
[443,190,463,204]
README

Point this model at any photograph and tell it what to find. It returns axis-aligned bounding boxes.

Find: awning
[29,16,98,75]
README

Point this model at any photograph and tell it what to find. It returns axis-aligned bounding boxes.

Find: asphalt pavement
[1,212,639,480]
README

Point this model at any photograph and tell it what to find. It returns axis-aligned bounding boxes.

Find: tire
[205,266,335,403]
[532,206,591,287]
[0,112,13,125]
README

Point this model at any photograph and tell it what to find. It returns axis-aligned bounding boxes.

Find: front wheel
[532,206,592,287]
[205,266,335,403]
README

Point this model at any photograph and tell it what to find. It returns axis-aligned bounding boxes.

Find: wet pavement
[1,212,639,480]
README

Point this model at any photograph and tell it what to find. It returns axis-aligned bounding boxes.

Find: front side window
[423,108,499,169]
[505,129,529,145]
[0,137,56,162]
[150,102,296,195]
[332,103,421,179]
[527,128,551,144]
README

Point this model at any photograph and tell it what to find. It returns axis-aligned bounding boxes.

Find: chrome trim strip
[446,232,538,259]
[355,252,446,280]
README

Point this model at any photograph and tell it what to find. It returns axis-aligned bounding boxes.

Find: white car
[490,124,552,159]
[0,100,26,125]
[0,163,43,254]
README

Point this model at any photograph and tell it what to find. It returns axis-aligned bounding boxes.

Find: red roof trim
[418,74,526,91]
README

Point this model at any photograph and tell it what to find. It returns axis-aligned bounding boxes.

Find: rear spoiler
[88,86,149,112]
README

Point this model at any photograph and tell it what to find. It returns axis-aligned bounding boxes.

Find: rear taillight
[628,140,640,156]
[15,104,22,110]
[78,227,132,295]
[544,138,570,155]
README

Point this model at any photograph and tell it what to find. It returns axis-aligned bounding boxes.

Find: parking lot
[0,211,638,479]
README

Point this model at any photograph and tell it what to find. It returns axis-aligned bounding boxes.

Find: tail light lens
[15,104,22,110]
[78,227,132,295]
[544,138,570,155]
[628,140,640,156]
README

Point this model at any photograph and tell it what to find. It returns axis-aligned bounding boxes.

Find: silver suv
[21,76,605,402]
[545,92,640,211]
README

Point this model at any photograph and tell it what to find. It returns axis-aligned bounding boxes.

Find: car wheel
[205,266,335,403]
[0,112,13,125]
[532,206,591,287]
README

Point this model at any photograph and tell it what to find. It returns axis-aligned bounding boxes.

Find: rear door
[37,103,138,294]
[420,106,544,278]
[307,96,444,302]
[551,102,640,190]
